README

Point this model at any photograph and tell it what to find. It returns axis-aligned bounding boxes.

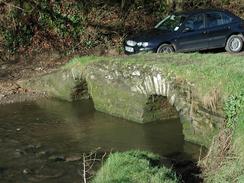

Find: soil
[0,52,74,105]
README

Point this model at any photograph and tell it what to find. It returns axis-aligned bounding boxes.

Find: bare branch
[81,149,108,183]
[0,0,24,11]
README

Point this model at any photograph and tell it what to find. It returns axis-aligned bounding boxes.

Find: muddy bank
[0,91,47,105]
[0,52,73,104]
[0,75,47,105]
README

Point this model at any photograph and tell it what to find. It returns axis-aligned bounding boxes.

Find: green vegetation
[224,94,244,129]
[69,53,244,99]
[64,56,105,69]
[1,0,85,53]
[93,151,179,183]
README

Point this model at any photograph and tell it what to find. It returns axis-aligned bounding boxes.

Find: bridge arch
[86,62,191,123]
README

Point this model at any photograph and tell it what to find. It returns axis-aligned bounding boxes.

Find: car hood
[128,29,174,42]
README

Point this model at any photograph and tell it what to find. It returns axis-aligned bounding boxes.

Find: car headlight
[137,42,149,47]
[142,42,149,47]
[126,40,137,46]
[137,42,142,46]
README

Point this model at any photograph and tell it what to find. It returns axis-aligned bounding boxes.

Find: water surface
[0,99,202,183]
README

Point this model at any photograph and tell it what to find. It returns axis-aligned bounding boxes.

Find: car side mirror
[183,27,192,32]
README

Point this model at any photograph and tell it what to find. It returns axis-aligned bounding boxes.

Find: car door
[206,12,233,48]
[176,13,208,51]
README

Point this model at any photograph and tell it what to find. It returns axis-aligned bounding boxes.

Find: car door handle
[202,31,208,34]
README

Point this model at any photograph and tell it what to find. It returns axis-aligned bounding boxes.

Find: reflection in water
[35,99,184,155]
[0,99,202,182]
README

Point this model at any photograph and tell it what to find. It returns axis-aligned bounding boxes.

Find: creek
[0,99,204,182]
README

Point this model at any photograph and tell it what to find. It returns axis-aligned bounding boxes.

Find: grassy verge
[92,151,179,183]
[68,53,244,99]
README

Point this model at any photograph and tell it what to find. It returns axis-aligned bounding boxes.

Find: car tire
[157,44,174,53]
[225,35,243,53]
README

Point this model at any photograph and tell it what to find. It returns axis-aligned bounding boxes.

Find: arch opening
[143,94,179,123]
[71,79,90,101]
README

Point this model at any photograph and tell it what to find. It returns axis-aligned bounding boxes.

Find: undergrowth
[201,92,244,183]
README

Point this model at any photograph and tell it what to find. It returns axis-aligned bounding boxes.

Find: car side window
[184,14,205,31]
[221,13,233,24]
[206,12,224,28]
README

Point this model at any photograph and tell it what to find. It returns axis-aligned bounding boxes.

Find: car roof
[175,8,233,16]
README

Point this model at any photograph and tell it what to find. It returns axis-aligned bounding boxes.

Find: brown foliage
[199,129,234,176]
[203,88,220,112]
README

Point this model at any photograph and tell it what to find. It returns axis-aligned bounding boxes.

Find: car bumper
[124,45,154,54]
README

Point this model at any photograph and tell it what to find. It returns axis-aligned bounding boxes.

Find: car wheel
[157,44,174,53]
[225,35,243,53]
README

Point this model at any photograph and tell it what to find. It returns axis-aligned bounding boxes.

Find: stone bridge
[20,60,224,146]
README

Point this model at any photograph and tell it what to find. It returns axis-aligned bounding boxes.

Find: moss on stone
[87,79,147,123]
[182,119,218,147]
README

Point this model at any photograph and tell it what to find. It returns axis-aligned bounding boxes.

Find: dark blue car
[124,9,244,54]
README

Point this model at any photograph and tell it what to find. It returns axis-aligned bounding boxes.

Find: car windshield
[155,14,187,31]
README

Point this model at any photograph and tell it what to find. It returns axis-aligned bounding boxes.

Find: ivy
[1,0,85,52]
[224,92,244,129]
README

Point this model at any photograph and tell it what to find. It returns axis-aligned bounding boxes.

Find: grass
[63,55,106,69]
[92,151,179,183]
[67,53,244,99]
